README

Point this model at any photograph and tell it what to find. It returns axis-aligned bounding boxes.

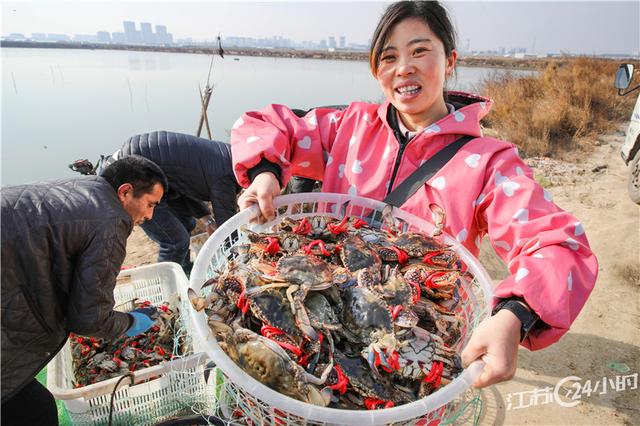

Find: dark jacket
[1,177,133,402]
[120,131,240,225]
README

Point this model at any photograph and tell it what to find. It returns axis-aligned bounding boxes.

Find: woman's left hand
[461,310,522,388]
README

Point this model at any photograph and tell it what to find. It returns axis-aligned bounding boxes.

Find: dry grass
[478,57,639,158]
[614,262,640,288]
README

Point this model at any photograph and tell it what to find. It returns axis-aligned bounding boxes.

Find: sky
[2,1,639,55]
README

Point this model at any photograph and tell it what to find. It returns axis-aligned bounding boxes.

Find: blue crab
[395,327,462,387]
[340,276,400,374]
[209,320,333,406]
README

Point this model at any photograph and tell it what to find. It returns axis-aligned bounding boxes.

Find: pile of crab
[189,207,469,410]
[70,300,182,387]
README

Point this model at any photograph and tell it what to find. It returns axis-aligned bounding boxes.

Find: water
[2,48,523,185]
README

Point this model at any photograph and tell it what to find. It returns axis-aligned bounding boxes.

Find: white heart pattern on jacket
[465,154,481,168]
[494,240,511,251]
[297,136,312,149]
[348,185,358,196]
[494,172,520,197]
[567,271,573,291]
[456,228,468,243]
[338,164,345,179]
[574,222,585,236]
[232,117,244,129]
[515,267,529,283]
[425,124,441,133]
[563,238,580,251]
[454,111,465,122]
[513,208,529,223]
[430,176,446,190]
[351,160,363,174]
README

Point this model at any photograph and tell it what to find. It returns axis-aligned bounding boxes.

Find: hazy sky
[2,1,639,55]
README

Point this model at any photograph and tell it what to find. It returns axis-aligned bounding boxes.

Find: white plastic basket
[47,262,214,426]
[188,194,493,426]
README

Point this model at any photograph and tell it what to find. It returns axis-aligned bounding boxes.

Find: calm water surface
[2,48,524,184]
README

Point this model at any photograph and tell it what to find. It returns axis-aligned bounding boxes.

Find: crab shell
[334,352,411,404]
[249,289,304,338]
[340,235,382,274]
[340,286,393,343]
[304,292,342,330]
[229,327,330,406]
[276,252,334,287]
[396,328,462,381]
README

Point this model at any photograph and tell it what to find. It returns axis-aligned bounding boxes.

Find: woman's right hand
[237,172,281,223]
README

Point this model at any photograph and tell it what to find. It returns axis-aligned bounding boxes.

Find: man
[1,156,167,425]
[115,131,240,274]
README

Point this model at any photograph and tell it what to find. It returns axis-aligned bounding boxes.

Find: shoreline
[0,40,596,71]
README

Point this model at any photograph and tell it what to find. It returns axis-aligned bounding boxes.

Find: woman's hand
[461,309,521,388]
[237,172,281,223]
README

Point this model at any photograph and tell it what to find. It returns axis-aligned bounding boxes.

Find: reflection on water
[1,48,530,185]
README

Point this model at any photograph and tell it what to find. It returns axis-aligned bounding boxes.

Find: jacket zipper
[386,140,409,196]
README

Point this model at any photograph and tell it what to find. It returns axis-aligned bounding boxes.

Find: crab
[276,252,344,340]
[276,215,346,240]
[402,264,462,300]
[340,278,400,374]
[395,327,462,388]
[333,352,413,408]
[413,297,463,341]
[209,320,333,406]
[304,292,342,332]
[216,259,290,314]
[339,234,382,289]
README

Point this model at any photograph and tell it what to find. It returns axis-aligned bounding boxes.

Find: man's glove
[125,306,158,337]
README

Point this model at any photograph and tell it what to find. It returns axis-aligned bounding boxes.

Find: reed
[478,57,639,157]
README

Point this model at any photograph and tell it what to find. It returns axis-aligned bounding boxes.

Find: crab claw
[362,332,399,373]
[307,386,333,407]
[429,203,446,237]
[188,288,207,312]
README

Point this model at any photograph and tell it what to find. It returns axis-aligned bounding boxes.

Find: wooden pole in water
[197,84,213,139]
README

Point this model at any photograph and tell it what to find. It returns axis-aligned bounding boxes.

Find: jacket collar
[376,91,492,142]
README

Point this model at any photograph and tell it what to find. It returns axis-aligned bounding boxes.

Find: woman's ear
[446,49,458,79]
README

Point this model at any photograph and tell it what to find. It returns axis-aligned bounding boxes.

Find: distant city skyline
[2,1,639,56]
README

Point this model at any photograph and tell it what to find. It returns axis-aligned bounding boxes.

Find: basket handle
[463,360,486,386]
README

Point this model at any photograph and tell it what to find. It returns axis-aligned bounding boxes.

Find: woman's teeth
[397,85,421,95]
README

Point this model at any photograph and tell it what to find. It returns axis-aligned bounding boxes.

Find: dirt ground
[123,128,639,425]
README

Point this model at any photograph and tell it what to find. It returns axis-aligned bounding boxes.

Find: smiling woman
[230,0,598,395]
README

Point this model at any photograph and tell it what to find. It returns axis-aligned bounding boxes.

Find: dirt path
[123,128,639,425]
[478,128,640,425]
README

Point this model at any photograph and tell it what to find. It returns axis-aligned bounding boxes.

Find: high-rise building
[140,22,154,44]
[112,32,126,44]
[97,31,111,44]
[123,21,137,44]
[156,25,168,44]
[328,36,337,49]
[339,35,346,49]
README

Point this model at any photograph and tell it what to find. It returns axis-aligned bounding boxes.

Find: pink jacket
[231,91,598,350]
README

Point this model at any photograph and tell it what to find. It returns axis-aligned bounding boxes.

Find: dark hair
[369,1,457,76]
[101,155,168,197]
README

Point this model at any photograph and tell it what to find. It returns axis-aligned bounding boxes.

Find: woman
[230,1,597,388]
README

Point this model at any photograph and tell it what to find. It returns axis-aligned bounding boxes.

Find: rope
[440,390,483,426]
[108,372,135,426]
